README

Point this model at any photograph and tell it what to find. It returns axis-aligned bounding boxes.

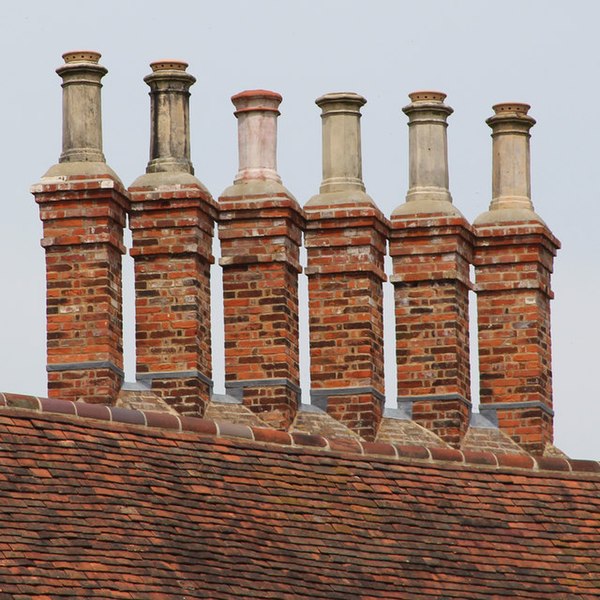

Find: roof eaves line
[1,392,600,476]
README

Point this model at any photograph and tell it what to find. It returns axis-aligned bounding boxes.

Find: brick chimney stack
[31,51,129,404]
[474,103,560,454]
[389,92,474,447]
[304,93,388,441]
[128,60,217,416]
[218,90,304,429]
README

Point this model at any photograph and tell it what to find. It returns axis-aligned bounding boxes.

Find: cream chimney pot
[403,90,453,204]
[316,92,366,194]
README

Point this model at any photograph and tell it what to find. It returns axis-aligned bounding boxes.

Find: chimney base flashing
[129,171,210,195]
[392,197,464,218]
[220,180,296,202]
[311,386,386,412]
[305,189,376,209]
[47,360,125,379]
[137,370,213,388]
[474,207,546,226]
[226,378,301,404]
[41,161,123,185]
[480,400,554,418]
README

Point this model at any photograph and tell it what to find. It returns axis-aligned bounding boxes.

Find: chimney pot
[315,92,367,195]
[399,90,455,209]
[230,89,282,183]
[143,60,196,175]
[56,50,107,164]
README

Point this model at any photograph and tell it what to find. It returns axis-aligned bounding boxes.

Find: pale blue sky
[1,0,599,458]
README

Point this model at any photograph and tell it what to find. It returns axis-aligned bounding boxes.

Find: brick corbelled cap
[219,90,305,430]
[128,60,217,417]
[32,51,129,405]
[473,102,560,454]
[304,92,389,441]
[390,91,474,447]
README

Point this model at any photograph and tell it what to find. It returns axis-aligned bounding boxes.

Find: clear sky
[1,0,599,458]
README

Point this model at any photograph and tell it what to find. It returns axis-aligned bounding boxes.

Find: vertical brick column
[304,93,388,441]
[31,51,129,404]
[129,61,217,416]
[389,92,473,447]
[474,103,560,454]
[218,90,304,430]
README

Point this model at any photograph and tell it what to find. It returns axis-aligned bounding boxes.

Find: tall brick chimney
[474,103,560,454]
[218,90,305,429]
[128,61,218,416]
[304,93,388,441]
[31,51,129,404]
[389,91,474,447]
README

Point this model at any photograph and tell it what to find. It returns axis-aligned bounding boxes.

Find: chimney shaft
[390,91,473,447]
[145,60,195,174]
[33,51,129,405]
[57,51,106,163]
[219,90,304,430]
[129,60,217,416]
[474,103,560,454]
[305,92,388,442]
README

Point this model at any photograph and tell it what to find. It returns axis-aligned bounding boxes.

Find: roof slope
[0,400,599,599]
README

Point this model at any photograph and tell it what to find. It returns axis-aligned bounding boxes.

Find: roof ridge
[2,391,599,476]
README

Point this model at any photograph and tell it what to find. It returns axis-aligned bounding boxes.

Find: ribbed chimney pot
[402,90,453,206]
[144,60,196,174]
[231,90,282,184]
[56,50,107,163]
[316,92,366,194]
[486,102,536,213]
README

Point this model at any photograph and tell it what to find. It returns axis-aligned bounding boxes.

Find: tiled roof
[0,392,599,598]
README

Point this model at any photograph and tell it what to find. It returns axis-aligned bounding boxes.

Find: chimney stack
[218,90,304,429]
[474,103,560,454]
[128,60,217,416]
[304,93,388,441]
[31,51,129,404]
[389,92,473,447]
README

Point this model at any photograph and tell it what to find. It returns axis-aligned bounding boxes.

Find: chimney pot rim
[315,91,367,107]
[231,89,283,103]
[492,102,531,115]
[149,60,189,72]
[408,90,447,103]
[62,50,102,64]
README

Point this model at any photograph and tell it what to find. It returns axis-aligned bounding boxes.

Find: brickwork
[390,215,473,446]
[129,185,217,415]
[305,206,388,440]
[219,196,304,429]
[474,223,559,453]
[33,175,129,404]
